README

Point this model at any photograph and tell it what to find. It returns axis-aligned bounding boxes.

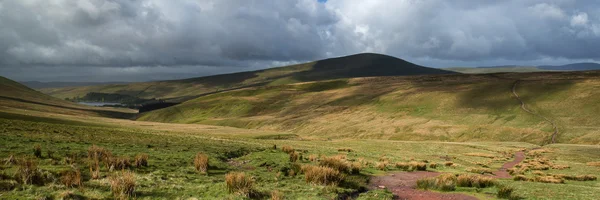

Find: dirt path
[493,151,525,178]
[512,80,559,144]
[368,151,527,199]
[369,171,478,200]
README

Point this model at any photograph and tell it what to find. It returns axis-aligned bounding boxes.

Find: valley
[1,54,600,200]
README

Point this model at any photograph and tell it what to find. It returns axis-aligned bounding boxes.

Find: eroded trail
[369,151,527,199]
[512,80,559,144]
[493,151,525,178]
[369,171,478,200]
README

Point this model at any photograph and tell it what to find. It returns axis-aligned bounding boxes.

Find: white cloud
[571,12,589,27]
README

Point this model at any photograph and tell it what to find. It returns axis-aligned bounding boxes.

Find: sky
[1,0,600,82]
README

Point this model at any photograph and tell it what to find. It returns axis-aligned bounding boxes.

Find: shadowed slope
[40,53,455,102]
[138,71,600,144]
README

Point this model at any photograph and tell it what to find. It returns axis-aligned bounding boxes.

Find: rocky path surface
[369,171,478,200]
[512,80,559,144]
[493,151,525,178]
[369,151,527,199]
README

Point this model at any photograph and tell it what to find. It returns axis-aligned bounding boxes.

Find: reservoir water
[77,102,124,107]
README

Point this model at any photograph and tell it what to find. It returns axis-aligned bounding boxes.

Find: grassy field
[3,69,600,199]
[39,53,453,102]
[1,109,599,199]
[139,71,600,145]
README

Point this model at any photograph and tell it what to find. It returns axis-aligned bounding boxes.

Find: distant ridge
[538,63,600,71]
[21,81,130,89]
[40,53,456,102]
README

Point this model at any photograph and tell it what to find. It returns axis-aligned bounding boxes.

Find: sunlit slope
[0,76,135,118]
[139,71,600,145]
[41,53,455,102]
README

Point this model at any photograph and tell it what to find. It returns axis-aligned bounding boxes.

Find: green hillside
[139,71,600,145]
[0,76,135,118]
[40,53,455,102]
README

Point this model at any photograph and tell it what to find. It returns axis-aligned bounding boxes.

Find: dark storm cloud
[1,0,600,81]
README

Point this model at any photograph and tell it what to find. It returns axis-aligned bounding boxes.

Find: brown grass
[416,173,456,191]
[16,158,40,185]
[308,154,318,162]
[194,153,209,173]
[349,162,362,174]
[289,151,299,162]
[395,162,410,170]
[225,172,255,196]
[429,163,439,169]
[319,156,349,173]
[33,144,42,158]
[553,174,597,181]
[281,146,294,154]
[109,171,136,199]
[444,162,455,167]
[301,165,344,186]
[497,185,514,199]
[408,161,427,171]
[61,169,82,188]
[456,174,496,188]
[513,175,530,181]
[134,154,149,168]
[3,155,16,166]
[376,161,388,171]
[466,168,494,175]
[586,161,600,167]
[464,153,496,159]
[534,176,564,184]
[271,190,284,200]
[337,148,353,152]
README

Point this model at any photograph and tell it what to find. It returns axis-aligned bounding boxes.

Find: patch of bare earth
[369,171,477,200]
[493,151,525,178]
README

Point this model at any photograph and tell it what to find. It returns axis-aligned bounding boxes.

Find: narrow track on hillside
[493,151,525,178]
[511,80,559,144]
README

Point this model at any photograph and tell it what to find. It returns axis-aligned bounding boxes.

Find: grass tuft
[109,171,136,199]
[33,144,42,158]
[301,165,344,186]
[61,169,82,188]
[319,156,350,173]
[281,146,294,154]
[134,153,149,168]
[225,172,255,197]
[194,153,209,174]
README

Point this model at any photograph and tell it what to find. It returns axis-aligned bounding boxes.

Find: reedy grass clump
[289,151,299,162]
[319,156,350,173]
[534,176,564,184]
[409,161,428,171]
[109,171,136,199]
[60,169,82,188]
[497,185,514,199]
[33,144,42,158]
[301,165,344,186]
[225,172,255,197]
[586,161,600,167]
[134,153,149,168]
[376,161,388,171]
[466,167,494,175]
[16,158,39,185]
[271,190,284,200]
[456,174,496,188]
[416,173,456,191]
[281,146,294,154]
[337,148,353,152]
[194,153,209,173]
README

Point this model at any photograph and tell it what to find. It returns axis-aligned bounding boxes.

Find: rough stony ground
[369,171,478,200]
[369,151,526,200]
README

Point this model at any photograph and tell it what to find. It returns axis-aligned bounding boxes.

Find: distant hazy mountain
[20,81,129,89]
[448,62,600,74]
[538,63,600,71]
